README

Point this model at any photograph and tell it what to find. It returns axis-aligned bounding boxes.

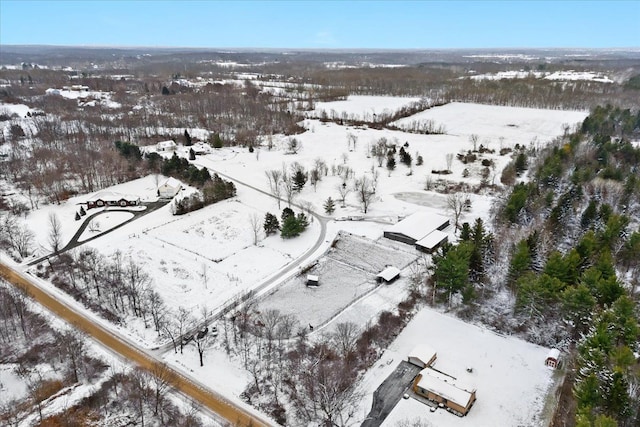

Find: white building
[158,177,182,198]
[157,140,177,152]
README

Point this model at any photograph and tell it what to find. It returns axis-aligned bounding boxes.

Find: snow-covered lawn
[8,99,586,424]
[356,308,558,427]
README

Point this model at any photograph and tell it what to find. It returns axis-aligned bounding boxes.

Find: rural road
[1,161,330,424]
[0,261,272,426]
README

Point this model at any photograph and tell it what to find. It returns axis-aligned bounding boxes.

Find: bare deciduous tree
[355,176,375,214]
[336,182,351,207]
[265,169,282,208]
[445,153,454,172]
[48,212,62,253]
[447,192,467,231]
[249,212,262,245]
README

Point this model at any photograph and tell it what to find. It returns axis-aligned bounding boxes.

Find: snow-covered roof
[307,275,319,282]
[386,212,449,241]
[157,140,177,147]
[87,191,139,202]
[377,266,400,281]
[546,348,560,360]
[160,177,182,189]
[416,229,448,250]
[408,344,437,367]
[417,368,475,409]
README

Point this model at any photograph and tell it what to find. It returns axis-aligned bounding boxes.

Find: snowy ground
[7,100,586,424]
[257,233,418,330]
[356,308,559,427]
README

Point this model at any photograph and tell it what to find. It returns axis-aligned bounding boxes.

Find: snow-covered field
[257,233,418,330]
[7,99,587,424]
[357,308,558,427]
[469,69,612,83]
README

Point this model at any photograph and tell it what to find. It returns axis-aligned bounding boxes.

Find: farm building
[415,229,449,253]
[376,266,401,284]
[158,177,182,198]
[384,212,450,253]
[413,368,477,416]
[407,344,437,368]
[86,191,140,209]
[157,140,177,152]
[306,275,319,286]
[545,349,561,368]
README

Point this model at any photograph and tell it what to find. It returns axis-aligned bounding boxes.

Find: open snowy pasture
[257,233,417,330]
[194,101,588,221]
[392,102,588,147]
[355,308,558,427]
[309,95,422,121]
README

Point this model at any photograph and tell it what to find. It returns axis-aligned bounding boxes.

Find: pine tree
[386,156,396,175]
[263,212,280,235]
[189,148,196,160]
[184,129,192,146]
[212,134,223,149]
[79,206,86,216]
[75,212,81,221]
[281,207,295,223]
[324,197,335,215]
[293,170,307,192]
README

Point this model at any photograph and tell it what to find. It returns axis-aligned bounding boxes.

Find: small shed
[158,177,182,198]
[407,344,438,368]
[306,275,319,286]
[376,266,401,284]
[545,348,561,368]
[157,140,177,152]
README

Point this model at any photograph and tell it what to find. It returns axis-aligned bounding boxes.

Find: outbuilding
[407,344,438,368]
[376,266,401,284]
[306,275,319,286]
[158,177,182,198]
[415,229,449,254]
[545,348,561,368]
[384,212,450,251]
[157,140,177,152]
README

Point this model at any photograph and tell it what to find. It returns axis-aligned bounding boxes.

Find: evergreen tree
[386,155,396,175]
[293,170,307,192]
[184,129,192,146]
[75,212,81,221]
[212,134,223,149]
[281,207,295,223]
[263,213,280,235]
[189,148,196,160]
[79,206,86,216]
[324,197,335,215]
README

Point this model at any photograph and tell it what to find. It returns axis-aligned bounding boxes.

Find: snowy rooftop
[416,229,448,250]
[547,348,560,360]
[157,140,177,147]
[408,344,437,367]
[386,212,450,241]
[160,177,182,188]
[416,367,475,409]
[86,191,140,202]
[377,266,401,281]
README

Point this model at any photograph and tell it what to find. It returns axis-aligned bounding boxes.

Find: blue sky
[1,1,638,49]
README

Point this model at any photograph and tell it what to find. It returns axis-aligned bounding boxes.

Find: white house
[158,177,182,198]
[157,140,177,152]
[545,348,561,368]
